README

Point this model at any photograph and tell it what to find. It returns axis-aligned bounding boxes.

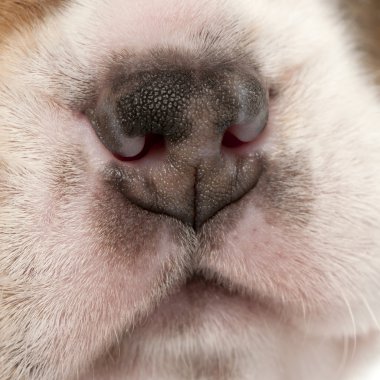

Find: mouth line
[93,273,256,374]
[184,272,230,293]
[166,270,251,304]
[119,270,268,348]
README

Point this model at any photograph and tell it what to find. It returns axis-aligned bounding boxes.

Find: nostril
[225,104,268,144]
[113,134,165,162]
[116,135,145,159]
[222,130,247,148]
[223,114,268,149]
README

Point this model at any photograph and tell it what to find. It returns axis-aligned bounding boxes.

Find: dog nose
[87,68,267,229]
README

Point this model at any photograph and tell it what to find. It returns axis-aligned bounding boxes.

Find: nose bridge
[115,68,239,172]
[166,101,224,169]
[117,68,237,139]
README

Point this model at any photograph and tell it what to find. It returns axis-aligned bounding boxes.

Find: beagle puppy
[0,1,380,379]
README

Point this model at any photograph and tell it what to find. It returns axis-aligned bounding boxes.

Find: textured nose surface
[88,68,266,229]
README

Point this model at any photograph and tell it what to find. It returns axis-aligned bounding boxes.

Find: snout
[86,63,268,229]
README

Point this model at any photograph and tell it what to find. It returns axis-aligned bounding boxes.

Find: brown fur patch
[343,0,380,83]
[0,0,68,43]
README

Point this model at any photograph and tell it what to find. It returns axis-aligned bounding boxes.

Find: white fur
[1,1,380,379]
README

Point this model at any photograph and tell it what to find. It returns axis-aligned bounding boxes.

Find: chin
[1,1,380,379]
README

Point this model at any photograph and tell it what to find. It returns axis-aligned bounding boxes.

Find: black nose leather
[88,67,267,229]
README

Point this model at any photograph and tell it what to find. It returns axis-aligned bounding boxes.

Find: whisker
[337,333,349,376]
[340,292,357,361]
[360,294,380,331]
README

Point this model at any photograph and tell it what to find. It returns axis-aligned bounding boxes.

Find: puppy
[1,1,380,379]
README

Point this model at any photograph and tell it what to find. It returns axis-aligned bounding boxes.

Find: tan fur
[344,0,380,83]
[0,0,67,44]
